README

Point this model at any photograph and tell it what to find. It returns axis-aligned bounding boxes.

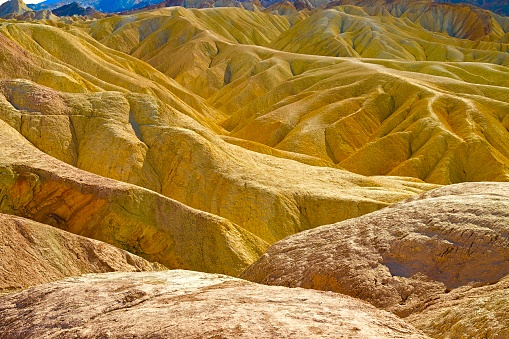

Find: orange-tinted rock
[0,119,268,276]
[0,270,429,338]
[0,214,165,296]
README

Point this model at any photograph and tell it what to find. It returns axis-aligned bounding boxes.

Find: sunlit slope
[0,21,433,252]
[0,21,226,130]
[0,79,431,245]
[269,6,509,62]
[0,119,267,276]
[219,52,509,184]
[89,6,509,184]
[90,7,294,94]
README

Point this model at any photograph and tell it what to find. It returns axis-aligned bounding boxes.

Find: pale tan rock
[0,214,165,296]
[241,182,509,317]
[0,270,429,338]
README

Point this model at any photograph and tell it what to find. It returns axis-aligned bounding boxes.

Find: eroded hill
[1,1,509,338]
[0,14,435,276]
[90,5,509,185]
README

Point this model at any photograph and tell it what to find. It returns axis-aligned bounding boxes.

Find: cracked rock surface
[241,182,509,318]
[0,270,428,338]
[406,273,509,338]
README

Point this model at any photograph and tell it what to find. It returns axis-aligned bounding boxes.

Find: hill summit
[52,2,100,16]
[0,0,32,17]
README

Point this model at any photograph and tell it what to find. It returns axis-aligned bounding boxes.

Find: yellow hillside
[89,5,509,184]
[1,1,509,273]
[0,16,435,275]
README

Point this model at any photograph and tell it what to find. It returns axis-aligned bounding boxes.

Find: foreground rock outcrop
[241,182,509,319]
[0,270,429,338]
[0,214,164,296]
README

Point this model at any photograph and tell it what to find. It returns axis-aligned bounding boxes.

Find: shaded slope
[0,0,32,17]
[0,270,429,338]
[0,214,165,296]
[0,118,268,276]
[31,0,171,12]
[241,182,509,318]
[436,0,509,16]
[52,2,101,16]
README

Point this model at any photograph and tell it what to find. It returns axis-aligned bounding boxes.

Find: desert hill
[0,21,434,248]
[0,214,165,296]
[0,0,32,17]
[0,17,434,277]
[90,5,509,185]
[1,1,509,337]
[0,116,268,275]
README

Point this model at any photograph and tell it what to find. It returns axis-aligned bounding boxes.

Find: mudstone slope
[0,1,508,338]
[0,213,165,296]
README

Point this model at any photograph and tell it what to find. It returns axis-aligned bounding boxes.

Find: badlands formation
[0,0,509,337]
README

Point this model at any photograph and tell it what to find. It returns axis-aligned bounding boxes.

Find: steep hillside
[0,0,32,17]
[0,19,434,277]
[0,117,268,276]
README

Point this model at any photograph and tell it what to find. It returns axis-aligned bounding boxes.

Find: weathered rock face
[0,214,165,296]
[241,182,509,317]
[0,270,429,338]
